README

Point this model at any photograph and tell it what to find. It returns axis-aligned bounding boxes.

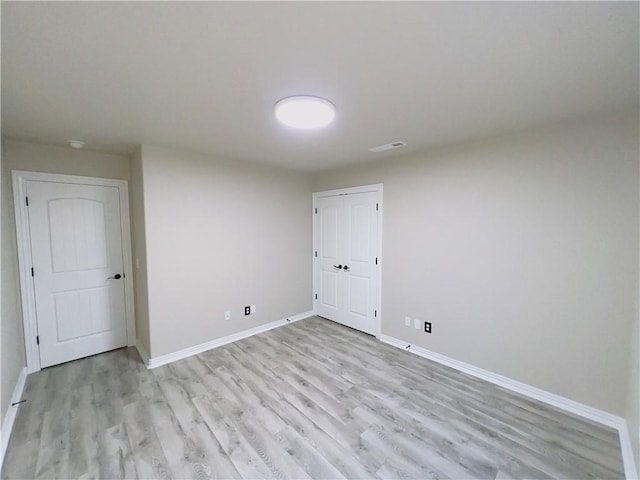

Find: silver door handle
[107,274,123,280]
[333,265,343,270]
[343,265,350,271]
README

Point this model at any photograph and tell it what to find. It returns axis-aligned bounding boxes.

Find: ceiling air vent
[368,141,407,153]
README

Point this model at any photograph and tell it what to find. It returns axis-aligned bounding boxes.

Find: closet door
[342,192,378,335]
[315,190,379,335]
[316,195,345,322]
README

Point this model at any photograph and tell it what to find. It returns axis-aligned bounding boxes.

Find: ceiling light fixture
[274,96,336,129]
[67,140,85,149]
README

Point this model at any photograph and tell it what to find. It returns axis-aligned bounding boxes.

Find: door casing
[312,184,383,336]
[12,171,136,373]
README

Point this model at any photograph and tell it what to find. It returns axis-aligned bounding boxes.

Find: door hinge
[375,310,377,317]
[376,203,378,211]
[25,196,29,206]
[31,267,34,277]
[375,257,378,265]
[36,335,39,345]
[315,294,318,300]
[314,251,317,258]
[315,208,318,214]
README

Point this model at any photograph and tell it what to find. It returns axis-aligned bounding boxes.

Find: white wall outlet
[224,311,231,321]
[404,316,411,326]
[250,305,257,314]
[414,318,420,329]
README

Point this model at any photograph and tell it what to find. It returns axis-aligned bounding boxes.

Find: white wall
[313,110,639,416]
[1,142,26,426]
[3,140,130,180]
[139,145,312,357]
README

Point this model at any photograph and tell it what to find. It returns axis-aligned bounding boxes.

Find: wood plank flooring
[2,316,625,479]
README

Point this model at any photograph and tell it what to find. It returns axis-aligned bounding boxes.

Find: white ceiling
[2,2,638,172]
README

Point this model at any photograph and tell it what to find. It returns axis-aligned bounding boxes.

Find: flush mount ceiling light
[274,96,336,129]
[67,140,85,149]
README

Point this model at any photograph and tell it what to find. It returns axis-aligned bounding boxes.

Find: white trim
[12,171,136,373]
[1,368,28,468]
[312,184,383,337]
[117,179,137,348]
[379,334,638,479]
[12,173,39,372]
[144,311,314,369]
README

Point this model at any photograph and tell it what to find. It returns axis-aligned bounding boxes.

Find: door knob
[107,274,122,280]
[343,265,350,271]
[333,265,343,270]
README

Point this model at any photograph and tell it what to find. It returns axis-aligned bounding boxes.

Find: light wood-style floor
[3,316,624,479]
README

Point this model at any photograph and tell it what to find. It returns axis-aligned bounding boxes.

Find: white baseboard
[145,311,314,369]
[1,367,28,469]
[379,334,638,479]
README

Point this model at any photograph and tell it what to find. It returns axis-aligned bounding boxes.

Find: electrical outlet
[414,318,420,329]
[244,306,250,315]
[404,316,411,326]
[224,311,231,321]
[250,305,256,314]
[424,321,432,333]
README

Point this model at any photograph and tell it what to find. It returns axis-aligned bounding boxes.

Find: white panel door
[315,190,379,335]
[343,192,378,335]
[316,195,344,321]
[27,180,127,367]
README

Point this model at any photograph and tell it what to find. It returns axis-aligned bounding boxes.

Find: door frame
[312,184,383,336]
[12,170,136,373]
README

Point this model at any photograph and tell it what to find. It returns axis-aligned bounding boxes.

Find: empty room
[1,2,639,479]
